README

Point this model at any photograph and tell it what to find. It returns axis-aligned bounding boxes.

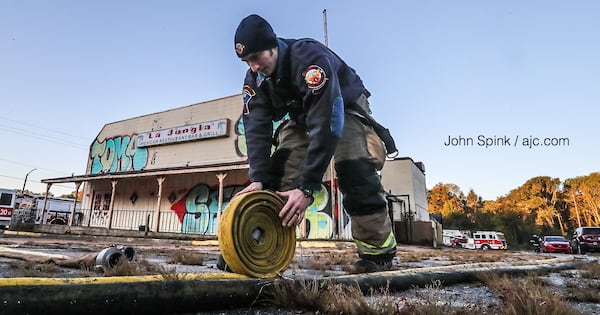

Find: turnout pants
[270,96,397,260]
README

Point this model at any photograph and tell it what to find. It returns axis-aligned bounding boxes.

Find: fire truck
[463,231,508,250]
[442,229,472,247]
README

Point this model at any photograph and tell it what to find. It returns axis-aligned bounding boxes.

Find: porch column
[329,161,336,239]
[68,181,82,226]
[152,176,166,232]
[107,180,118,229]
[39,183,52,224]
[215,173,227,226]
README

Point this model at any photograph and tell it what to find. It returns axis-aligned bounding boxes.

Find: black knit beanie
[234,14,278,58]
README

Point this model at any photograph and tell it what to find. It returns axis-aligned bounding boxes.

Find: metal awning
[41,161,249,184]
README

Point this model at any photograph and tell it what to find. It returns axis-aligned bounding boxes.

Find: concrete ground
[0,230,573,278]
[1,230,599,314]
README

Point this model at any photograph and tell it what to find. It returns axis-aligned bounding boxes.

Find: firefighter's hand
[276,189,313,227]
[234,182,263,197]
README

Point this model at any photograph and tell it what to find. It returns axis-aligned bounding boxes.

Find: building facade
[42,95,430,241]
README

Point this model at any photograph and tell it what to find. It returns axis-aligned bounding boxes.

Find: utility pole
[323,8,341,238]
[21,168,37,194]
[323,9,328,47]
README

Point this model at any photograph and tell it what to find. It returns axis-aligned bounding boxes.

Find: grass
[265,259,600,314]
[569,288,600,304]
[578,261,600,279]
[166,251,205,266]
[77,247,203,278]
[563,262,600,304]
[267,279,375,315]
[296,251,355,270]
[102,256,178,280]
[264,268,593,315]
[266,278,485,314]
[479,273,582,315]
[7,261,60,277]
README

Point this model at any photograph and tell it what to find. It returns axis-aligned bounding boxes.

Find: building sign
[136,118,230,148]
[0,206,12,219]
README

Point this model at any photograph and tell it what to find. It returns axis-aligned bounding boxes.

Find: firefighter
[230,14,397,272]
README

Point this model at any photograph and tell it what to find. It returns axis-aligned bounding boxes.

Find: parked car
[540,235,571,254]
[570,226,600,254]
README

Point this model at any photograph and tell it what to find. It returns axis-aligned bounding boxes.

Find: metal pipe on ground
[95,246,138,270]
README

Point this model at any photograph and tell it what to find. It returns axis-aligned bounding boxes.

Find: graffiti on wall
[234,115,288,157]
[89,113,283,174]
[234,117,247,157]
[169,181,347,239]
[89,115,352,238]
[90,135,148,174]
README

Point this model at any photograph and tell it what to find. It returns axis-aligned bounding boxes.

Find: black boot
[353,254,394,273]
[216,254,233,272]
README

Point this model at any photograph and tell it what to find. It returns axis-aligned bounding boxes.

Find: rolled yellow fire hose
[218,190,296,278]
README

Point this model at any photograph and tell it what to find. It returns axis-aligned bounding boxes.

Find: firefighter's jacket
[241,38,370,191]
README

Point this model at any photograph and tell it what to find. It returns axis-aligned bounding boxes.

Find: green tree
[428,173,599,247]
[564,172,600,228]
[427,183,466,228]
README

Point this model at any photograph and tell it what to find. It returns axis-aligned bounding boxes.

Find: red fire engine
[463,231,508,250]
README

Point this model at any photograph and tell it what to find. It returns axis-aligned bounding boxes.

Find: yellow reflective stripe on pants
[355,230,397,256]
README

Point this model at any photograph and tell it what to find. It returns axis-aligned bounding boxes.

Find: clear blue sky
[1,1,598,200]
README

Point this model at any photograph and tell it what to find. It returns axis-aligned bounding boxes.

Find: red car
[540,235,571,253]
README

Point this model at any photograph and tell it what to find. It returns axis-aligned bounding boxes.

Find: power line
[0,174,23,181]
[0,174,77,190]
[0,157,83,176]
[3,117,91,142]
[0,124,89,150]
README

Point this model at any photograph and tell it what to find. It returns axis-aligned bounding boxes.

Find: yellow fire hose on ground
[217,190,296,278]
[0,255,589,314]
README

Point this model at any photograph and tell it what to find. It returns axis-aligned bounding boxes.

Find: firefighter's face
[242,47,278,76]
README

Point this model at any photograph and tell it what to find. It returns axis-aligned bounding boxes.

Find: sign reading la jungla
[136,118,230,148]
